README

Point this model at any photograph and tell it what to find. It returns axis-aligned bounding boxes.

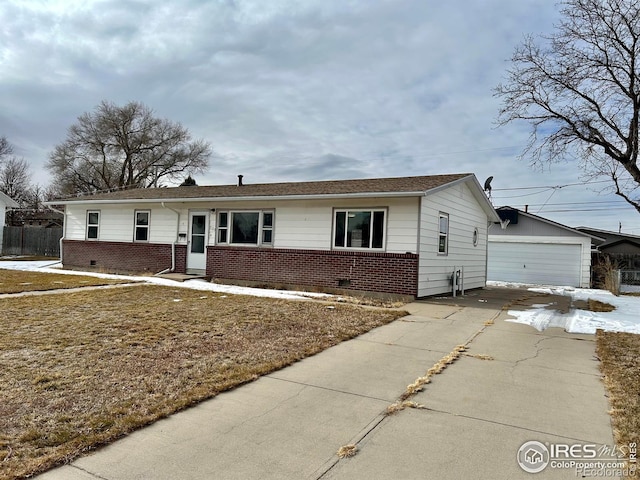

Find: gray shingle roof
[52,173,473,203]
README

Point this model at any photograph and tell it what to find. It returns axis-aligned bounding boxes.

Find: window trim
[216,210,275,247]
[86,210,100,240]
[261,211,274,245]
[217,211,229,244]
[332,208,387,251]
[438,212,449,255]
[133,210,151,242]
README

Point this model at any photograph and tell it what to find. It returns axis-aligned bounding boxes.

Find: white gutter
[46,205,66,265]
[157,202,181,275]
[44,190,427,206]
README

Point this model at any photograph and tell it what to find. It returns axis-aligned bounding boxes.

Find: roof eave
[497,207,600,239]
[44,190,429,206]
[0,191,19,208]
[424,175,500,222]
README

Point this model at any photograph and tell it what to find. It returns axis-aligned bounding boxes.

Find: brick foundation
[207,246,419,296]
[62,241,419,295]
[63,240,187,274]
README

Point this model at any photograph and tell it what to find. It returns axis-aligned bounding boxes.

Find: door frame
[186,210,209,273]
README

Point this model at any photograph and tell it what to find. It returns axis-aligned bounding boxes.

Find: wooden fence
[1,226,62,257]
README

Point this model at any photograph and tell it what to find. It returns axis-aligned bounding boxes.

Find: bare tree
[0,157,31,205]
[0,136,14,163]
[23,184,56,210]
[47,101,212,195]
[495,0,640,213]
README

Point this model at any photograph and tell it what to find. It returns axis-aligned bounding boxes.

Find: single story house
[46,173,500,297]
[576,226,640,270]
[0,191,19,253]
[488,207,598,288]
[575,226,640,255]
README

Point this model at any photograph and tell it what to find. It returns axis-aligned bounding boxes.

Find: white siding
[0,200,6,250]
[64,197,421,253]
[1,194,21,250]
[208,197,420,253]
[418,182,490,297]
[65,205,89,240]
[65,203,182,244]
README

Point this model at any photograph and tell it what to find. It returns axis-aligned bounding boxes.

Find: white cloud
[0,0,638,232]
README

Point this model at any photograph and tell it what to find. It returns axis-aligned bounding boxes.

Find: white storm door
[187,212,208,272]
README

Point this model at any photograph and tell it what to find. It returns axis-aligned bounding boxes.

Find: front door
[187,212,208,273]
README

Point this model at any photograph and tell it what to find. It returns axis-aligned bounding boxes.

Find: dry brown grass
[337,444,358,458]
[588,299,617,312]
[397,344,468,402]
[573,298,617,313]
[0,284,406,479]
[593,255,621,295]
[0,269,131,294]
[596,330,640,478]
[0,256,55,262]
[385,400,426,415]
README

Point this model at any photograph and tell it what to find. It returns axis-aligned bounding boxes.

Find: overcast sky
[1,0,638,233]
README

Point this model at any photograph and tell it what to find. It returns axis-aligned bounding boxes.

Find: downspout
[47,205,66,266]
[485,219,492,285]
[157,202,180,275]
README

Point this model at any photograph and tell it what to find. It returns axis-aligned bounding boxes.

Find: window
[262,212,273,244]
[438,213,449,254]
[134,211,150,242]
[217,212,228,243]
[86,211,100,240]
[190,214,206,253]
[334,209,385,249]
[216,210,274,246]
[232,212,260,244]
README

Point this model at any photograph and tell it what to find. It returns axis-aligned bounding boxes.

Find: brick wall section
[207,246,419,296]
[63,240,180,274]
[62,241,418,295]
[174,244,187,273]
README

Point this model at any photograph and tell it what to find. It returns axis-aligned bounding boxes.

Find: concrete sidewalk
[37,295,614,480]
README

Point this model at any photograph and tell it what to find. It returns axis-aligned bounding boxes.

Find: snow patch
[0,260,333,301]
[487,281,640,335]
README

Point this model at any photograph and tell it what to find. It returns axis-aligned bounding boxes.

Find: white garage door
[488,242,582,287]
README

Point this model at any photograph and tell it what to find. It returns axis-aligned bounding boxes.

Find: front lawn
[0,284,406,479]
[0,269,131,294]
[596,330,640,478]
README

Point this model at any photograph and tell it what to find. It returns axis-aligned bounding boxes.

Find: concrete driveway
[37,288,614,479]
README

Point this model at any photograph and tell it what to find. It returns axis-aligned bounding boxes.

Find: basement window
[86,211,100,240]
[333,209,386,250]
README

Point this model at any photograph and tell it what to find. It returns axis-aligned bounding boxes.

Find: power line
[492,179,611,191]
[533,200,627,206]
[491,200,631,207]
[531,207,637,213]
[535,188,558,214]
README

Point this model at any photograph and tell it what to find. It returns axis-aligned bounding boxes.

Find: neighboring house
[576,226,640,270]
[576,226,640,255]
[6,209,64,228]
[0,191,19,253]
[488,207,598,288]
[45,173,499,297]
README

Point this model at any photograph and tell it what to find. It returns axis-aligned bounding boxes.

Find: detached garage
[488,207,595,288]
